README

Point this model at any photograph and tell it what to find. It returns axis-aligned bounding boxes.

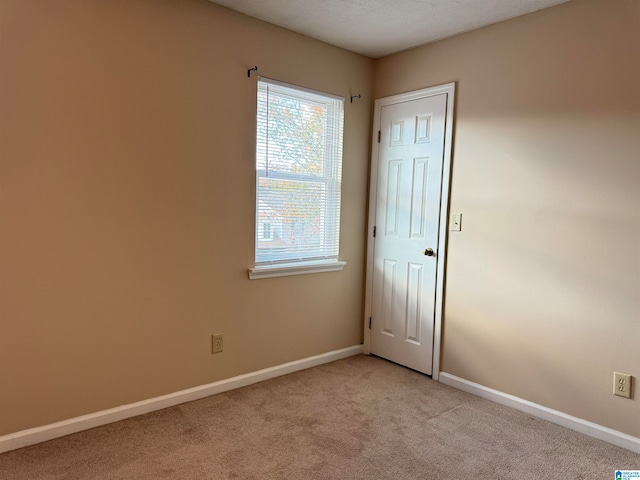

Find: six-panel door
[371,93,447,375]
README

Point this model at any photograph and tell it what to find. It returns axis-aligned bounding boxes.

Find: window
[262,222,272,241]
[249,78,346,279]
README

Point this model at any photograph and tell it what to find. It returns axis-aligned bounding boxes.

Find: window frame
[249,77,346,280]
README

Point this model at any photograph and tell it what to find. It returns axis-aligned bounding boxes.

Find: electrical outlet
[212,333,223,354]
[613,372,632,399]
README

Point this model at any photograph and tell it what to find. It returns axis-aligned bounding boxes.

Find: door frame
[363,82,456,381]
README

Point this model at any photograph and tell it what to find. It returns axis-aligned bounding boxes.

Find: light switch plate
[451,213,462,231]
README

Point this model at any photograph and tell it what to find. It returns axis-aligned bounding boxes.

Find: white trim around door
[363,83,456,381]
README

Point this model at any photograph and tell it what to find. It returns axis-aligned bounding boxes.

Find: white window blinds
[255,78,344,266]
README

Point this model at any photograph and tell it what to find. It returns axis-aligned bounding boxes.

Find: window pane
[257,92,326,177]
[257,177,337,262]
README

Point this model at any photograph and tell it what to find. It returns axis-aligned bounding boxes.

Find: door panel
[371,93,447,375]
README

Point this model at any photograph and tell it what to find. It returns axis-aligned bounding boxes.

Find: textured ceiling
[208,0,570,58]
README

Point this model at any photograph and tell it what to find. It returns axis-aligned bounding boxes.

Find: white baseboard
[439,372,640,454]
[0,345,363,454]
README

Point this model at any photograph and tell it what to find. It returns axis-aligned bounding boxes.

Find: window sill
[248,260,346,280]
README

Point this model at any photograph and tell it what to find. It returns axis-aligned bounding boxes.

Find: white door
[370,92,448,375]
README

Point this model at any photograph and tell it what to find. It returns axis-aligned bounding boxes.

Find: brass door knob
[424,248,434,256]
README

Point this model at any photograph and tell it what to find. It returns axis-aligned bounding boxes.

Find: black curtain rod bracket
[247,66,258,78]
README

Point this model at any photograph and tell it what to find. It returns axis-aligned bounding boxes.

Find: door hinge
[377,131,381,143]
[369,317,372,329]
[373,226,376,237]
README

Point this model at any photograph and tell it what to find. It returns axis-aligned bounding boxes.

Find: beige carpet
[1,355,638,479]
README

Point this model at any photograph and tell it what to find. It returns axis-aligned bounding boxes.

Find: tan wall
[1,0,638,442]
[375,0,640,437]
[0,0,372,436]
